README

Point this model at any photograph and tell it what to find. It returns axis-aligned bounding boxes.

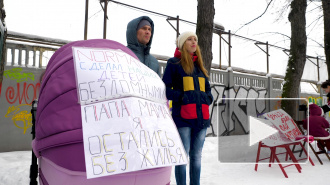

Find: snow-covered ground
[1,136,330,185]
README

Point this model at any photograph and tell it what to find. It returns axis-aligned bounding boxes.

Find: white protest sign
[81,97,187,178]
[72,47,166,105]
[256,118,296,146]
[72,47,188,179]
[264,109,302,141]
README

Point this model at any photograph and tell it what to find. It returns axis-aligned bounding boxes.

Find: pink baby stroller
[31,39,171,185]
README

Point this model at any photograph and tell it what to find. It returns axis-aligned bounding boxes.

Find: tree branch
[255,32,291,46]
[308,37,324,48]
[307,15,323,36]
[306,4,322,13]
[256,31,291,39]
[234,0,274,34]
[274,3,291,22]
[307,14,323,28]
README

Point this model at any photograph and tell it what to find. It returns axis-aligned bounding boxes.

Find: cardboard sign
[256,118,295,146]
[264,109,302,142]
[72,47,166,105]
[73,47,187,179]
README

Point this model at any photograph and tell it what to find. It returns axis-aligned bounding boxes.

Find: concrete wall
[206,84,321,137]
[0,66,43,151]
[0,37,59,152]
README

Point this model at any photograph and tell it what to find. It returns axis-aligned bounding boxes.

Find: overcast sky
[3,0,326,82]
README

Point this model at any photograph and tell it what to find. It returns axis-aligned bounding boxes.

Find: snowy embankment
[1,136,330,185]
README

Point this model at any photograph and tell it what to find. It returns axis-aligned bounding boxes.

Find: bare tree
[0,0,6,89]
[233,0,312,118]
[322,0,330,79]
[196,0,215,74]
[281,0,307,118]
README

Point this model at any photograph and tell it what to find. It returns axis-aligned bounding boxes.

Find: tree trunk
[281,0,307,119]
[322,0,330,80]
[0,0,6,92]
[196,0,215,75]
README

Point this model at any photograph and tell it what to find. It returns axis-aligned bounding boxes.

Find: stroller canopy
[34,39,138,156]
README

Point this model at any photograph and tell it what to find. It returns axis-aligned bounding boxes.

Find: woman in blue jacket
[162,31,213,185]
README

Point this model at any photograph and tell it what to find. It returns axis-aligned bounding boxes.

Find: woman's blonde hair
[180,43,209,78]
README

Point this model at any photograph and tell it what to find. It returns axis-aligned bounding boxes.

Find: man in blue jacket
[126,16,160,76]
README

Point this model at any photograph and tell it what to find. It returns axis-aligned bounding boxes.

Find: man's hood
[126,16,154,48]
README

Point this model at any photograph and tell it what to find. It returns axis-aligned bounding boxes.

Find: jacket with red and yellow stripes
[162,56,213,130]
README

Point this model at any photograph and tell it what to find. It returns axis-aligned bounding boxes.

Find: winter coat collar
[174,48,198,61]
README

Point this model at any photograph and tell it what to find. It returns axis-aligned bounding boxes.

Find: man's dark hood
[126,16,154,53]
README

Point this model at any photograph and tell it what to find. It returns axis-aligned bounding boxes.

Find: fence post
[298,85,301,121]
[318,81,322,98]
[33,50,36,67]
[267,76,273,112]
[18,48,22,66]
[227,68,234,135]
[38,50,43,68]
[4,47,7,65]
[11,48,15,66]
[228,30,231,67]
[176,15,180,38]
[84,0,89,40]
[25,50,29,67]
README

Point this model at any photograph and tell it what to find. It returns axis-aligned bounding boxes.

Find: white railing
[5,31,319,93]
[5,31,70,68]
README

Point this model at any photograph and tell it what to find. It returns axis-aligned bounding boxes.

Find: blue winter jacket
[126,16,160,76]
[162,55,213,130]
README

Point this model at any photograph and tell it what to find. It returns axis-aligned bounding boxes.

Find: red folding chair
[254,114,314,178]
[295,120,330,165]
[255,139,314,178]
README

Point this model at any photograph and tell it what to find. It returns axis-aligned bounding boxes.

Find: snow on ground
[1,136,330,185]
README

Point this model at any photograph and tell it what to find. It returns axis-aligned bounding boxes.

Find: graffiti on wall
[3,68,40,104]
[306,96,330,117]
[3,68,35,82]
[208,84,326,137]
[209,85,267,136]
[5,82,40,104]
[272,96,282,110]
[2,67,40,134]
[307,96,323,106]
[272,95,322,111]
[5,104,32,134]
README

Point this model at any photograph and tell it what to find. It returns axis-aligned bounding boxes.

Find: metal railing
[4,31,317,94]
[5,31,70,68]
[158,58,283,92]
